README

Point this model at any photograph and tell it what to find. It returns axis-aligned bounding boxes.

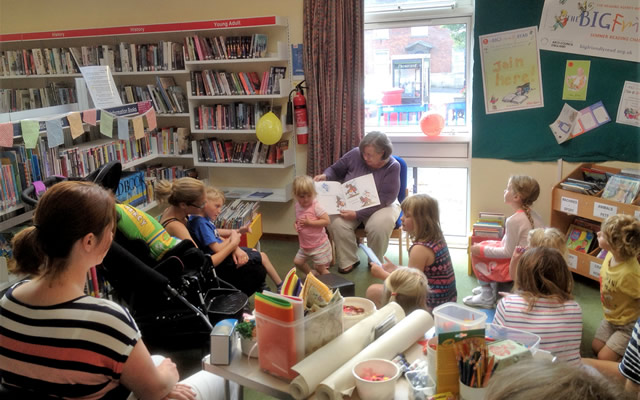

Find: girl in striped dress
[494,247,583,365]
[366,193,457,312]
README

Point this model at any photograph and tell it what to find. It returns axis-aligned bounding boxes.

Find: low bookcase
[551,163,640,281]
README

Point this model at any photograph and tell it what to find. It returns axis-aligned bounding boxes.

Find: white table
[202,342,424,400]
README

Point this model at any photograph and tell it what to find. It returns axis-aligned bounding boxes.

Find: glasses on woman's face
[189,201,206,209]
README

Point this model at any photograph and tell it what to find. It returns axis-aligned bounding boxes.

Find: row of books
[561,166,640,204]
[0,84,77,113]
[196,138,288,165]
[70,42,186,72]
[0,48,79,77]
[0,144,46,214]
[472,211,505,238]
[150,126,192,156]
[193,102,275,130]
[184,33,268,61]
[190,66,286,97]
[215,199,259,230]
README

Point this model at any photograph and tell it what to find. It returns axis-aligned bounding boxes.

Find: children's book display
[565,224,596,253]
[214,199,258,229]
[314,173,380,215]
[601,174,640,204]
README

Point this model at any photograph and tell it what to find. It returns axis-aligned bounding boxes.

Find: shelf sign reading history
[561,196,579,215]
[593,202,617,220]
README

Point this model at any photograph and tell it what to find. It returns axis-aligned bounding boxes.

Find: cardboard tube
[315,309,433,400]
[288,302,405,400]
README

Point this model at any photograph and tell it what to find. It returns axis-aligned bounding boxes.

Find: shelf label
[593,202,617,220]
[589,261,602,278]
[566,253,578,270]
[636,210,640,220]
[561,196,579,215]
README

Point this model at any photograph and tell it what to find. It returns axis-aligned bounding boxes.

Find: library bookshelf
[550,163,640,281]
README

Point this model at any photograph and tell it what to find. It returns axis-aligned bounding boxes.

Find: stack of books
[215,199,259,229]
[601,173,640,204]
[472,212,505,238]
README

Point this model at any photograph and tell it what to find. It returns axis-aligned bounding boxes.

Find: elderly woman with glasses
[156,177,267,295]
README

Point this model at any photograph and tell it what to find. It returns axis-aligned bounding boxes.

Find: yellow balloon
[256,111,283,145]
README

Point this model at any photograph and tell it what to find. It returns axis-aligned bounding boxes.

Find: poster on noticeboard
[479,26,544,114]
[538,0,640,63]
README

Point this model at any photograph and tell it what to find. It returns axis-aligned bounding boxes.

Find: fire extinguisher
[293,84,308,144]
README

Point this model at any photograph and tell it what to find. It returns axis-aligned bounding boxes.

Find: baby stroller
[21,161,248,348]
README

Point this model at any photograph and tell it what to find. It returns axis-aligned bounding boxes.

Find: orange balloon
[419,112,445,137]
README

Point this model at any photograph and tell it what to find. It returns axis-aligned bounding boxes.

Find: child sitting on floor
[369,267,429,315]
[509,227,566,281]
[493,246,583,365]
[187,186,283,291]
[366,193,456,312]
[593,214,640,362]
[465,175,544,309]
[292,175,332,276]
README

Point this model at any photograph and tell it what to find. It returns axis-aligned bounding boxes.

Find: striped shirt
[494,294,582,366]
[619,319,640,385]
[0,282,141,399]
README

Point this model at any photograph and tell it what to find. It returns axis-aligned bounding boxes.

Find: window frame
[364,7,474,141]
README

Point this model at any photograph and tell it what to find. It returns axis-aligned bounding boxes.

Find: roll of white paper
[288,302,405,400]
[315,309,433,400]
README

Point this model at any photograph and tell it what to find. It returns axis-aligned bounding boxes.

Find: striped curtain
[303,0,364,176]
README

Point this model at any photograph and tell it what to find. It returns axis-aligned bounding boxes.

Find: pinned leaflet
[550,101,610,144]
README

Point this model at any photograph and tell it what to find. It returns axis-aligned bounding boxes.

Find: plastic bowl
[343,297,376,330]
[352,358,400,400]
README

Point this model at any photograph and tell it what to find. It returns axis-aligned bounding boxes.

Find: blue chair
[355,155,409,264]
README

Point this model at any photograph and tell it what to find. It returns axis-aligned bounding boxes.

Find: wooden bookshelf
[550,163,640,281]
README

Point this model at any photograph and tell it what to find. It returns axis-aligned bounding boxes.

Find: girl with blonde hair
[509,227,566,280]
[465,175,544,308]
[378,267,429,314]
[366,194,456,312]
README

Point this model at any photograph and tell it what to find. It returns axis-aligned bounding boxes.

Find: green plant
[236,321,255,340]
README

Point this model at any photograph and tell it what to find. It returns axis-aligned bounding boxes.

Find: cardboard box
[210,319,238,365]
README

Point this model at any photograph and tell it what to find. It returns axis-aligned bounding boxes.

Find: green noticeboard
[472,0,639,162]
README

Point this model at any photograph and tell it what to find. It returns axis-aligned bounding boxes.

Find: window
[364,1,472,136]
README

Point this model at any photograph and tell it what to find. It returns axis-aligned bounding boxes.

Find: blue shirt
[187,215,222,254]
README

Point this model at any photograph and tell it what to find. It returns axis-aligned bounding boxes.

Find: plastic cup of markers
[459,381,487,400]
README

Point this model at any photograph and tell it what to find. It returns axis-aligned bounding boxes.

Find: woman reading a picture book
[314,131,400,274]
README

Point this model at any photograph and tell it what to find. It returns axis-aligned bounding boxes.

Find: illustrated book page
[314,173,380,215]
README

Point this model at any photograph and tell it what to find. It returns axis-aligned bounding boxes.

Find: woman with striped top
[0,181,195,399]
[493,247,583,365]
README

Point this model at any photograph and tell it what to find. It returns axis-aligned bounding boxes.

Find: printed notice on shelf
[593,202,617,220]
[566,253,578,270]
[561,196,578,215]
[589,261,602,278]
[79,66,123,109]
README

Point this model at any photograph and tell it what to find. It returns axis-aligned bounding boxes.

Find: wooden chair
[356,155,409,264]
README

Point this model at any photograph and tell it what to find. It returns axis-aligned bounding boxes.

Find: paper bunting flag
[145,107,157,131]
[45,119,64,148]
[67,112,84,139]
[117,117,129,140]
[132,116,145,139]
[100,112,114,138]
[0,122,13,148]
[82,108,97,126]
[20,120,40,149]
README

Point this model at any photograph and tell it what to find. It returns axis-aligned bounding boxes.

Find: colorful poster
[616,81,640,127]
[538,0,640,63]
[562,60,590,101]
[480,27,544,114]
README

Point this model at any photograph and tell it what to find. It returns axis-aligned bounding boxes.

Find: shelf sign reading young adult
[479,26,544,114]
[538,0,640,63]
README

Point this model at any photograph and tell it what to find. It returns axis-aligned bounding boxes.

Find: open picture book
[314,173,380,215]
